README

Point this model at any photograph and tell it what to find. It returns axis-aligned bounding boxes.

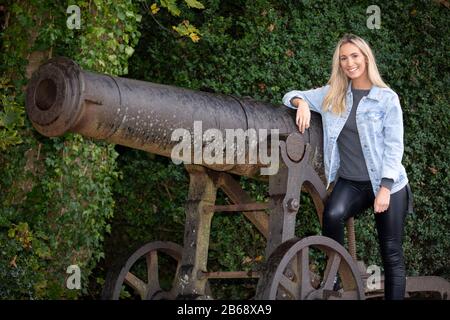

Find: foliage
[0,134,118,298]
[145,0,205,42]
[0,78,25,150]
[105,149,187,252]
[0,0,140,298]
[67,0,142,75]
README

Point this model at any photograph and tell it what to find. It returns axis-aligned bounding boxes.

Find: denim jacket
[282,81,408,196]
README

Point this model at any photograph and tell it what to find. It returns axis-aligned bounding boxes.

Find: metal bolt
[287,198,299,212]
[284,268,294,280]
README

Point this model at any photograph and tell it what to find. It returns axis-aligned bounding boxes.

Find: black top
[337,87,371,181]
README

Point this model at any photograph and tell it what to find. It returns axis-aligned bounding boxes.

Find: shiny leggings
[322,177,408,300]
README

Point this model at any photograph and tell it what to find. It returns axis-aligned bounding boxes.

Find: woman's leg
[322,178,374,245]
[375,186,408,300]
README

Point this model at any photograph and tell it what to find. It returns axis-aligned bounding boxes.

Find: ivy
[0,78,25,150]
[0,0,140,299]
[146,0,204,42]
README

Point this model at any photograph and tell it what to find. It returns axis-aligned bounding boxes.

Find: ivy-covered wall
[0,0,141,298]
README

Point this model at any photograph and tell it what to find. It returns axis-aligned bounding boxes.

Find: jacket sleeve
[282,85,329,114]
[381,94,404,182]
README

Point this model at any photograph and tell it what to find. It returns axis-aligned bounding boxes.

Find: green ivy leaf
[125,46,134,56]
[1,108,21,129]
[117,11,125,20]
[185,0,205,9]
[8,228,15,238]
[161,0,181,17]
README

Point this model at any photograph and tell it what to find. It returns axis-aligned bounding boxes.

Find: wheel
[102,241,184,300]
[256,236,366,300]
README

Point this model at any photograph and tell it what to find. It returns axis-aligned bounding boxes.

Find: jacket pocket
[364,110,385,133]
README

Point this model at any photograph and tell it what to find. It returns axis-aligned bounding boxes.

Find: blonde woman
[283,34,412,300]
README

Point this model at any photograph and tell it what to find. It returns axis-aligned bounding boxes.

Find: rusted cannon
[26,57,449,300]
[25,57,325,178]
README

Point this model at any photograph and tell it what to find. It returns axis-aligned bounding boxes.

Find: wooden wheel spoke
[146,250,161,293]
[279,274,299,299]
[298,247,314,298]
[124,272,147,299]
[171,262,182,289]
[322,252,341,291]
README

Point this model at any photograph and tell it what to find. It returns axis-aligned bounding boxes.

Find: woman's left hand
[374,186,391,213]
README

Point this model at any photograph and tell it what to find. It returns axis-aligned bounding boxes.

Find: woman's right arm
[282,85,329,113]
[282,85,329,133]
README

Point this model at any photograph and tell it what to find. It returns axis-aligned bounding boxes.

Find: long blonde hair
[323,34,388,114]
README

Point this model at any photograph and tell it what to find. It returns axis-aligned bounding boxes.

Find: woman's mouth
[348,67,359,73]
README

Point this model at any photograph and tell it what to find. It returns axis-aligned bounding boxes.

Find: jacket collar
[347,80,382,101]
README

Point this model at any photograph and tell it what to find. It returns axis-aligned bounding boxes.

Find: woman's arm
[381,94,405,182]
[282,85,329,114]
[374,94,404,213]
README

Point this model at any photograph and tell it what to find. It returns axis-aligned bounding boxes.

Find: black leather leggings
[322,177,408,300]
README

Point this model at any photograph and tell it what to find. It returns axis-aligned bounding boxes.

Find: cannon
[26,57,450,300]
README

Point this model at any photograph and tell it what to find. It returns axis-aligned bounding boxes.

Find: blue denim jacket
[282,81,408,196]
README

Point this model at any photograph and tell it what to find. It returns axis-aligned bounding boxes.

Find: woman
[282,34,412,300]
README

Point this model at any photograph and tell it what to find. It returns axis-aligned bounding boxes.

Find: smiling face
[339,42,369,82]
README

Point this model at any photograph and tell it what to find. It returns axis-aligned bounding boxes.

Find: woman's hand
[293,98,311,134]
[374,186,391,213]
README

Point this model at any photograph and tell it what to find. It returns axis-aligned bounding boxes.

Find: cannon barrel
[26,57,324,178]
